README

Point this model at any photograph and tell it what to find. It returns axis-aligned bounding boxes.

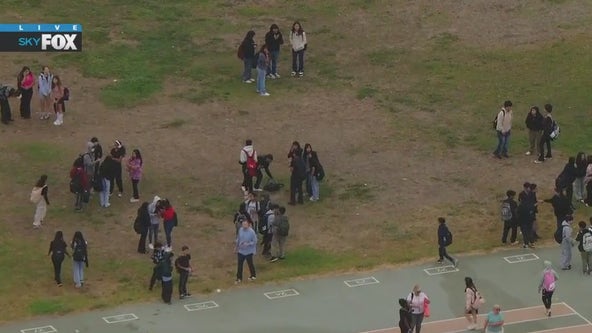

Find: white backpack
[30,186,44,203]
[582,228,592,252]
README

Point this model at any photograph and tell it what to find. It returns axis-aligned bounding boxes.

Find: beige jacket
[496,108,512,133]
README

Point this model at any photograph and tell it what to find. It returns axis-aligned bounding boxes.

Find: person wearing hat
[534,103,554,163]
[406,284,430,333]
[560,215,575,270]
[110,140,126,197]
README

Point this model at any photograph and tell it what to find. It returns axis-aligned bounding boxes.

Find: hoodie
[495,108,512,133]
[575,227,592,252]
[239,145,257,164]
[149,196,162,226]
[437,223,451,246]
[525,111,543,131]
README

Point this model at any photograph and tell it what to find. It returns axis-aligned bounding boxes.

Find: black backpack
[445,229,453,246]
[69,170,83,194]
[554,226,563,244]
[72,243,86,261]
[259,211,273,235]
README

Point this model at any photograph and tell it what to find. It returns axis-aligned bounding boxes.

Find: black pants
[520,223,533,245]
[538,135,552,161]
[563,184,574,207]
[137,228,148,253]
[0,98,12,124]
[261,233,273,256]
[586,182,592,205]
[132,179,140,199]
[438,245,454,263]
[161,279,173,303]
[290,177,304,204]
[542,289,554,309]
[178,270,189,296]
[241,165,253,192]
[51,254,65,284]
[291,50,305,72]
[502,220,517,243]
[254,169,265,189]
[20,88,33,118]
[149,266,160,290]
[110,163,123,194]
[236,253,256,280]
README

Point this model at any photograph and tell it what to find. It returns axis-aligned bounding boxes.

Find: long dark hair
[51,75,62,89]
[132,149,143,166]
[17,66,31,86]
[269,23,279,32]
[576,152,586,166]
[72,231,86,248]
[259,44,268,54]
[53,231,65,244]
[291,21,303,35]
[35,174,48,188]
[465,276,476,291]
[244,30,255,41]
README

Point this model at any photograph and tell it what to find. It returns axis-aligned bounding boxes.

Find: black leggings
[51,254,64,284]
[586,182,592,205]
[542,289,554,309]
[110,163,123,194]
[20,88,33,118]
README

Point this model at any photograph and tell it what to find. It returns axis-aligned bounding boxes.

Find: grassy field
[1,0,592,322]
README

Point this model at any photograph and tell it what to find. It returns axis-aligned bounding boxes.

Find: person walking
[265,24,284,79]
[524,106,543,156]
[136,201,151,254]
[538,260,558,317]
[48,231,69,287]
[464,277,484,330]
[289,153,306,205]
[289,21,307,77]
[483,305,505,333]
[175,245,192,299]
[574,152,587,203]
[239,30,256,83]
[493,100,513,159]
[501,190,518,244]
[560,216,575,270]
[398,298,412,333]
[575,220,592,275]
[127,149,143,203]
[255,44,271,96]
[38,66,53,120]
[534,104,554,163]
[239,139,257,193]
[148,241,165,291]
[110,140,126,197]
[270,206,289,262]
[17,66,35,119]
[406,285,430,333]
[31,175,50,229]
[234,219,257,284]
[71,231,88,288]
[437,217,458,266]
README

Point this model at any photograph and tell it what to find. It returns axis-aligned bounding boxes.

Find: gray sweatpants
[273,234,287,258]
[560,239,572,269]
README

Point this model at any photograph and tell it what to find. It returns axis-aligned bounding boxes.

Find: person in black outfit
[136,201,151,254]
[501,190,518,244]
[240,30,256,83]
[110,140,126,197]
[517,200,534,248]
[159,251,174,304]
[398,298,412,333]
[90,137,103,178]
[265,24,284,78]
[0,85,18,124]
[287,141,303,160]
[175,246,192,299]
[254,154,274,190]
[556,157,577,209]
[525,106,543,156]
[48,231,70,286]
[289,154,306,205]
[149,241,165,291]
[535,104,554,163]
[544,188,573,229]
[436,217,457,266]
[519,182,539,241]
[574,152,588,203]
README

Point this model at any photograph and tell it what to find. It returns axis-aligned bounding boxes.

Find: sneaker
[243,80,252,84]
[130,198,139,203]
[279,256,285,260]
[185,293,192,297]
[241,186,246,192]
[53,120,60,126]
[291,71,296,77]
[117,193,122,198]
[270,257,279,262]
[104,203,111,208]
[511,241,519,245]
[248,78,255,83]
[436,259,443,264]
[274,73,280,78]
[266,74,273,79]
[525,151,531,156]
[467,324,476,330]
[254,188,263,192]
[234,279,242,284]
[298,72,304,76]
[534,159,543,164]
[180,294,185,299]
[148,243,154,250]
[164,246,172,252]
[260,92,270,96]
[248,276,256,281]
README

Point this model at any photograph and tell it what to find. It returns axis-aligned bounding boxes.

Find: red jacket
[70,166,89,190]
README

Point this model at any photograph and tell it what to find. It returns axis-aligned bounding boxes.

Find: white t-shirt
[407,292,428,314]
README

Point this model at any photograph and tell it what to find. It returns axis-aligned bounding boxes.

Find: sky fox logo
[18,34,79,51]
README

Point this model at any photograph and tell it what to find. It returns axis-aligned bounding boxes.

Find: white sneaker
[117,193,122,198]
[130,198,139,203]
[254,188,263,192]
[164,246,172,252]
[248,78,255,83]
[148,243,154,250]
[291,71,296,77]
[274,73,280,78]
[53,120,60,126]
[243,80,252,83]
[260,92,270,96]
[241,186,246,192]
[525,151,531,156]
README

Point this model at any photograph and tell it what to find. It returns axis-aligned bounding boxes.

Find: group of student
[1,65,69,125]
[238,21,308,96]
[146,242,193,304]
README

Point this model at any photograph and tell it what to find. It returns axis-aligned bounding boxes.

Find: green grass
[28,299,70,315]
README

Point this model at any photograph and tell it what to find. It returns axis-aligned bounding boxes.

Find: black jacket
[437,223,452,246]
[265,31,284,51]
[544,194,572,218]
[99,156,119,180]
[241,38,256,59]
[542,116,554,136]
[517,202,534,225]
[525,112,543,131]
[257,154,273,179]
[290,156,306,180]
[557,162,577,189]
[575,157,588,178]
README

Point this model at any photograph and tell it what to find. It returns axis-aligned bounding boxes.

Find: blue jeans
[310,174,320,200]
[242,58,253,81]
[494,131,510,156]
[292,50,305,72]
[164,221,175,247]
[73,260,85,287]
[256,68,267,94]
[100,177,110,207]
[267,50,280,75]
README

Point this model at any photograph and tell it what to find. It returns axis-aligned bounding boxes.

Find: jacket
[525,111,543,131]
[575,227,592,252]
[265,31,284,51]
[544,194,572,218]
[495,108,512,133]
[241,38,256,59]
[541,116,554,136]
[257,154,273,179]
[556,162,577,189]
[99,156,119,181]
[289,31,307,52]
[437,223,451,246]
[70,167,89,190]
[239,145,257,164]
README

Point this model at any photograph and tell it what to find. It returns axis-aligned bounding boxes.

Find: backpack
[500,201,512,221]
[73,154,85,167]
[237,43,245,60]
[63,87,70,101]
[263,180,284,192]
[244,150,258,177]
[315,164,325,181]
[550,120,560,140]
[69,170,83,194]
[582,229,592,252]
[133,216,142,234]
[445,229,453,246]
[492,109,504,130]
[543,270,556,292]
[277,216,290,237]
[259,211,273,235]
[72,242,86,262]
[554,226,563,244]
[30,186,44,203]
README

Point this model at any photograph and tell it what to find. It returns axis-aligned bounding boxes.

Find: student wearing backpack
[98,155,118,208]
[436,217,458,266]
[270,206,289,262]
[71,231,88,288]
[575,220,592,275]
[32,175,49,229]
[239,139,258,193]
[559,216,575,270]
[464,277,484,330]
[261,204,277,258]
[48,231,70,287]
[538,260,558,317]
[501,190,518,244]
[493,100,513,159]
[535,104,554,163]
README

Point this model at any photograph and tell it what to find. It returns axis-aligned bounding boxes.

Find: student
[239,139,257,193]
[538,260,558,317]
[98,155,118,208]
[159,251,174,304]
[240,30,256,83]
[529,183,541,240]
[17,66,35,119]
[524,106,543,156]
[48,231,69,286]
[51,75,66,126]
[575,220,592,275]
[234,219,257,284]
[264,24,284,79]
[254,154,274,191]
[517,200,534,248]
[535,104,554,163]
[483,305,505,333]
[585,155,592,207]
[0,85,18,124]
[406,285,430,333]
[161,199,177,251]
[70,158,89,211]
[289,154,306,205]
[464,277,483,330]
[244,192,260,232]
[303,144,322,201]
[398,298,412,333]
[148,196,163,249]
[127,149,143,203]
[501,190,518,244]
[270,206,289,262]
[287,141,303,160]
[556,157,576,207]
[175,245,192,299]
[136,201,152,254]
[38,66,53,120]
[544,188,572,229]
[32,175,50,229]
[110,140,126,197]
[71,231,88,288]
[493,100,513,159]
[90,137,104,178]
[261,203,277,258]
[256,45,271,96]
[574,152,587,203]
[560,216,575,270]
[289,21,307,77]
[437,217,458,266]
[149,241,165,291]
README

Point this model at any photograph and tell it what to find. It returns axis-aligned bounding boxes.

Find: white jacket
[239,145,257,164]
[290,32,307,52]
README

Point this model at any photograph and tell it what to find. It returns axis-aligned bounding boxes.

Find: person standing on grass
[110,140,126,197]
[575,220,592,275]
[261,203,277,259]
[158,251,174,304]
[136,201,152,254]
[560,215,575,270]
[464,277,483,330]
[48,231,69,287]
[254,154,274,191]
[83,142,96,185]
[90,137,103,177]
[501,190,518,245]
[289,153,306,205]
[535,104,554,163]
[161,199,177,251]
[71,231,88,288]
[70,158,89,211]
[38,66,53,120]
[148,196,163,250]
[304,144,323,201]
[406,285,430,333]
[175,245,192,299]
[127,149,143,203]
[538,260,558,317]
[17,66,35,119]
[524,106,543,156]
[493,100,513,159]
[51,75,66,126]
[584,155,592,207]
[256,44,271,96]
[265,24,284,79]
[287,141,303,160]
[239,139,257,193]
[149,241,165,291]
[0,85,18,124]
[574,152,587,204]
[98,154,117,208]
[239,30,256,83]
[483,305,504,333]
[244,192,260,232]
[289,21,307,77]
[31,175,49,229]
[270,206,289,262]
[556,157,577,208]
[544,188,572,229]
[437,217,458,266]
[234,219,257,284]
[398,298,412,333]
[529,183,542,240]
